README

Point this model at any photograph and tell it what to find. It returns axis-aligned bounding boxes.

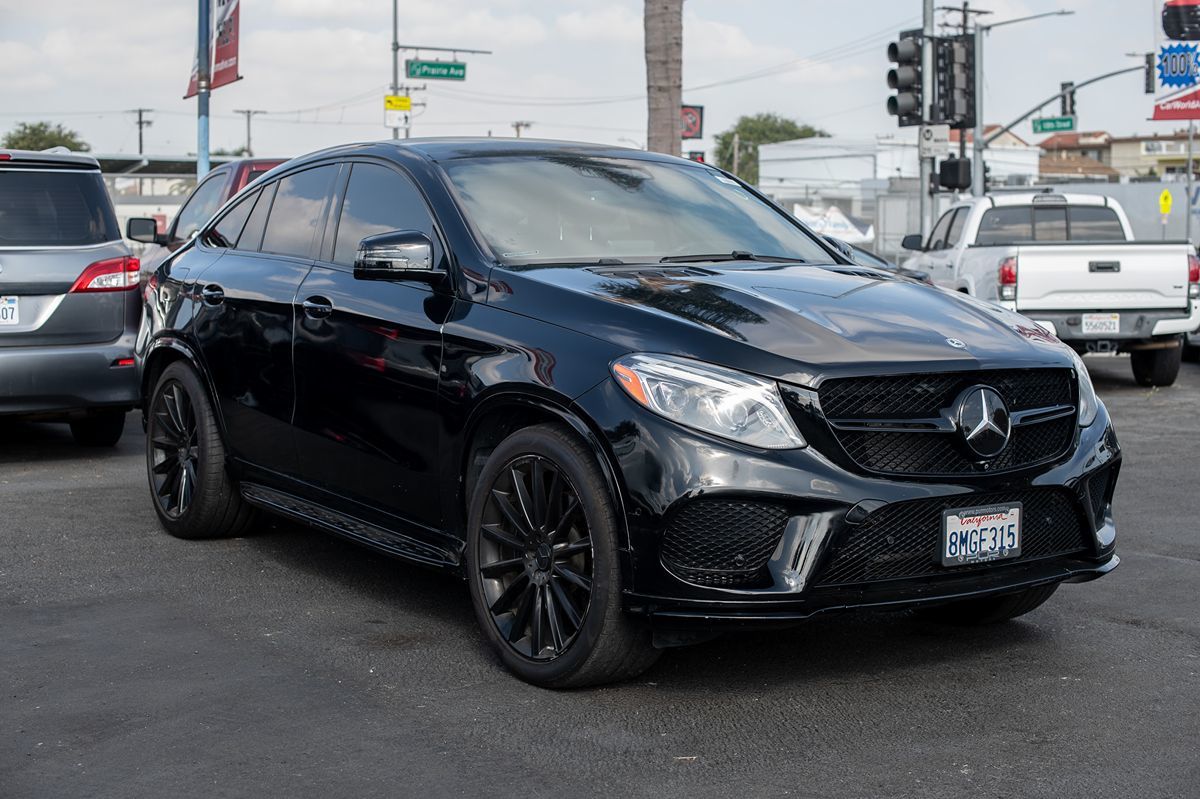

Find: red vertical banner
[184,0,240,98]
[211,0,241,91]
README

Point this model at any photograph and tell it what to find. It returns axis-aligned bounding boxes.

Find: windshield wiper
[659,250,808,264]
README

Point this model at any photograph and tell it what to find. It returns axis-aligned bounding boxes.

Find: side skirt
[240,482,461,571]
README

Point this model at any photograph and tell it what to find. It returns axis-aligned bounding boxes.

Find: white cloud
[556,7,642,44]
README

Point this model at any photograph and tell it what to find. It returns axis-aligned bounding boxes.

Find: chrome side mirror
[353,230,438,281]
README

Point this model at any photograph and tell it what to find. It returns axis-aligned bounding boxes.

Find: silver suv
[0,148,139,445]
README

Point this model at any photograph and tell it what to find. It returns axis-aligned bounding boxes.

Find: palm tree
[644,0,682,156]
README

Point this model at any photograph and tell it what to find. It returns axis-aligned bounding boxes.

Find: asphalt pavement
[2,355,1197,798]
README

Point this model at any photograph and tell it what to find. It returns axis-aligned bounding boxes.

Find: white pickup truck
[901,191,1200,386]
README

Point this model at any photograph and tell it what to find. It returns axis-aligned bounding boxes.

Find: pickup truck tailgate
[1014,243,1192,311]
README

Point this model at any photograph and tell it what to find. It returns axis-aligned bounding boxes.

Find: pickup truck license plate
[941,504,1022,567]
[1082,313,1119,335]
[0,296,17,326]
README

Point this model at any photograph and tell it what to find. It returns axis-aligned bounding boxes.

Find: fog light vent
[660,499,789,588]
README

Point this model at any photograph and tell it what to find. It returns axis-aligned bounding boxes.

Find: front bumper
[575,379,1120,629]
[0,333,139,417]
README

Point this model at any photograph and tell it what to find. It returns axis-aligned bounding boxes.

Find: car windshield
[440,153,832,266]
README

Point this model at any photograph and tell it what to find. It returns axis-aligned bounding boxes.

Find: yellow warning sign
[385,95,412,112]
[1160,189,1173,216]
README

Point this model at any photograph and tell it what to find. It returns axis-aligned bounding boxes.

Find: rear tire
[1131,344,1182,387]
[917,583,1059,625]
[465,423,659,688]
[70,411,126,447]
[146,361,256,540]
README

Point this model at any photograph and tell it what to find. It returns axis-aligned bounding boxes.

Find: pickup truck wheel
[1131,345,1182,387]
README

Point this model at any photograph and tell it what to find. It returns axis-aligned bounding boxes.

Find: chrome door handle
[302,296,333,319]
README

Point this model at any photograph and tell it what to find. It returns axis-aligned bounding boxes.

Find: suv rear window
[975,204,1125,245]
[0,169,120,247]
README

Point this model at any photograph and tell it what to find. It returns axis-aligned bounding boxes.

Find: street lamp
[972,9,1075,196]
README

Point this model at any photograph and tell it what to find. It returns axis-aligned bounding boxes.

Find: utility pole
[233,109,266,156]
[1188,120,1195,245]
[128,108,153,155]
[732,132,741,177]
[512,121,533,138]
[196,0,211,177]
[391,0,399,140]
[920,0,933,239]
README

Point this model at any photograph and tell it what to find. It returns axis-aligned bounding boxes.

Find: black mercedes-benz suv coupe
[135,140,1120,687]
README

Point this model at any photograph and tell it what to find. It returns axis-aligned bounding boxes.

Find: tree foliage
[714,113,827,184]
[1,121,91,152]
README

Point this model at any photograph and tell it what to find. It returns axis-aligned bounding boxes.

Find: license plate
[0,296,17,326]
[941,503,1022,567]
[1082,313,1119,335]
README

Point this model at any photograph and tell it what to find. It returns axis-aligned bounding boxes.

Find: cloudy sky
[0,0,1167,159]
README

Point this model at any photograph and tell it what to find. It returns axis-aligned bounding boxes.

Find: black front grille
[660,499,789,588]
[815,369,1076,476]
[813,489,1091,587]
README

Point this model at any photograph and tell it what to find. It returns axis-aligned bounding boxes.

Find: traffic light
[1061,81,1076,117]
[934,34,975,129]
[887,30,924,127]
[1145,52,1156,95]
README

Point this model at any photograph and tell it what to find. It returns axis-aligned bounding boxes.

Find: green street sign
[406,59,466,81]
[1033,116,1076,134]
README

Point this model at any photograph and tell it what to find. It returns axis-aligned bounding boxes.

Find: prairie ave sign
[1033,116,1076,134]
[406,60,466,80]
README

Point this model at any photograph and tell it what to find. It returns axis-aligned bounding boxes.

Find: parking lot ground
[2,355,1198,799]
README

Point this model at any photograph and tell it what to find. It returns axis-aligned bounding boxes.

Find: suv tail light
[1189,253,1199,300]
[70,256,140,293]
[998,256,1018,301]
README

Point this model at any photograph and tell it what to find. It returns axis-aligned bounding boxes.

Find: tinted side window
[204,188,259,248]
[1069,206,1125,240]
[1033,206,1068,242]
[174,174,228,241]
[261,165,336,258]
[946,207,968,247]
[975,207,1032,245]
[332,163,436,266]
[926,209,956,250]
[238,182,276,251]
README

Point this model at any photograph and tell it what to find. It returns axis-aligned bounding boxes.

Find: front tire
[465,423,659,688]
[917,583,1059,625]
[1131,344,1182,387]
[146,361,256,540]
[69,410,126,447]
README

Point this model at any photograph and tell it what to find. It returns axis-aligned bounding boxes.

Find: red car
[137,158,284,281]
[1164,0,1200,40]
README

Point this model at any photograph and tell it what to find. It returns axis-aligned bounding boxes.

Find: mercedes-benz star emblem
[956,386,1011,459]
[946,338,967,349]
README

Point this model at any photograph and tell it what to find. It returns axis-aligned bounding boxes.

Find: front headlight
[611,354,806,449]
[1070,349,1099,427]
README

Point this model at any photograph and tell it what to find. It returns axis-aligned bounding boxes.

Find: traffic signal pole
[971,25,985,196]
[920,0,934,239]
[196,0,211,178]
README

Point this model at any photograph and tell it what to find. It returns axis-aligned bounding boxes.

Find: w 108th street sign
[1033,116,1076,134]
[406,59,466,80]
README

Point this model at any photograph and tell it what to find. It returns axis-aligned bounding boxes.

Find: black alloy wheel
[145,361,256,540]
[466,424,659,687]
[477,455,594,661]
[149,379,199,518]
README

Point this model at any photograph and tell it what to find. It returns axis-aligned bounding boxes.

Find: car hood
[487,261,1073,385]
